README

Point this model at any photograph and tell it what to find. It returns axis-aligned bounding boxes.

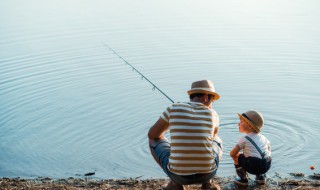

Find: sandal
[201,180,220,190]
[162,180,184,190]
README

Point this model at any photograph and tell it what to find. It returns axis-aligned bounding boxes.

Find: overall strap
[245,136,265,159]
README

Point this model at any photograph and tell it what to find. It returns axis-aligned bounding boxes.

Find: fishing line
[102,43,174,103]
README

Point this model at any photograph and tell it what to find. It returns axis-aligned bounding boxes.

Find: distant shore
[1,174,320,190]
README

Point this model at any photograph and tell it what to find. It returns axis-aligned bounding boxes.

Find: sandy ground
[0,174,320,190]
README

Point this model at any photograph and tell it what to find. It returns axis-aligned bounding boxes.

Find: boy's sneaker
[255,174,266,185]
[233,177,248,186]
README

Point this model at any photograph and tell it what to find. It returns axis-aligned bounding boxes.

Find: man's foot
[162,180,184,190]
[233,177,248,186]
[201,181,220,190]
[255,174,266,185]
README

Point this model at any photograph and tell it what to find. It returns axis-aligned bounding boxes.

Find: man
[148,80,223,190]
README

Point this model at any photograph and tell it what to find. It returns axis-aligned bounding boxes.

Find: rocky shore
[1,174,320,190]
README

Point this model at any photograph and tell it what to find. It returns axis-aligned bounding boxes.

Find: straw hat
[187,80,220,100]
[238,110,264,133]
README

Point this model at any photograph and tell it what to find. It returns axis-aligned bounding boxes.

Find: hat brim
[187,90,220,100]
[238,113,260,133]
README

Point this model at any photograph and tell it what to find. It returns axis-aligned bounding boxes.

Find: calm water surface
[1,0,320,179]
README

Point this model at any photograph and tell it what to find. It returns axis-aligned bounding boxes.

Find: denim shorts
[238,154,272,175]
[150,138,221,185]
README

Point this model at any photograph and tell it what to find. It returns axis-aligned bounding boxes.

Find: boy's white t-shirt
[237,132,271,159]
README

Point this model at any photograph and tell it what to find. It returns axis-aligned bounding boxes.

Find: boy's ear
[248,125,255,131]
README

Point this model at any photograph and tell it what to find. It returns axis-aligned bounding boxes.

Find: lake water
[1,0,320,179]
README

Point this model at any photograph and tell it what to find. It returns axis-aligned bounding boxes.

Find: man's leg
[201,179,220,190]
[149,138,164,166]
[149,138,184,190]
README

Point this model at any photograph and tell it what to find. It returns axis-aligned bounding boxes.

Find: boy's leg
[233,154,248,186]
[235,164,248,179]
[255,158,272,185]
[255,174,266,185]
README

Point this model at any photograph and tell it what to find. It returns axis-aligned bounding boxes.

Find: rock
[289,173,305,177]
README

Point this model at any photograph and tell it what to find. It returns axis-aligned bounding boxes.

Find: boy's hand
[230,145,241,164]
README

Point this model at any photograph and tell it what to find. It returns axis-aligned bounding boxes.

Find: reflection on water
[0,0,320,179]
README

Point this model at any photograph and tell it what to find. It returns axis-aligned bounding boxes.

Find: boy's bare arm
[230,145,240,157]
[230,145,241,165]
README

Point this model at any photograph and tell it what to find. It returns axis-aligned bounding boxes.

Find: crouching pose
[148,80,223,190]
[230,110,272,186]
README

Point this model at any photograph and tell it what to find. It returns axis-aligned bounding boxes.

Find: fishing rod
[102,43,174,103]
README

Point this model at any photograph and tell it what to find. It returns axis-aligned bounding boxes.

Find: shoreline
[1,174,319,190]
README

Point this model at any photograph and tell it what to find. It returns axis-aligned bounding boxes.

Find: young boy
[230,110,271,186]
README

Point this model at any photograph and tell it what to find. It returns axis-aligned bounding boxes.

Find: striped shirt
[160,102,219,175]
